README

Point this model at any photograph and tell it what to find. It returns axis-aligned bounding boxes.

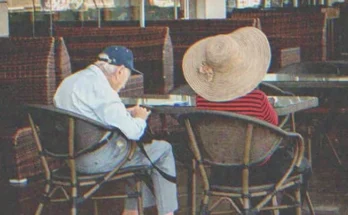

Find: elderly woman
[181,27,311,193]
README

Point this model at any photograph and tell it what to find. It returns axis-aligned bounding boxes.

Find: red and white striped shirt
[196,89,279,126]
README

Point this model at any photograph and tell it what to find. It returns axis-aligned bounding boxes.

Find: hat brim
[182,27,271,102]
[130,68,143,75]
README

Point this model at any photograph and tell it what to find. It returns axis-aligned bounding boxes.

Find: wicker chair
[179,110,315,215]
[277,61,345,166]
[26,104,151,215]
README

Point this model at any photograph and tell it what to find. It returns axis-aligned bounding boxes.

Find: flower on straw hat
[182,26,271,102]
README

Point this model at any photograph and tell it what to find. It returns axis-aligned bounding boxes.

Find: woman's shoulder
[238,89,268,102]
[248,89,268,97]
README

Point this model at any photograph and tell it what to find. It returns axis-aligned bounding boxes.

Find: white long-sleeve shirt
[54,64,146,140]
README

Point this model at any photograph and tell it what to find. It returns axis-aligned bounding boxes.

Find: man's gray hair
[94,60,117,76]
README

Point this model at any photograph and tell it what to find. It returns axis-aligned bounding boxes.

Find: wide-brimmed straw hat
[182,26,271,102]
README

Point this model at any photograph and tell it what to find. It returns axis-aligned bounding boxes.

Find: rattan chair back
[180,110,286,167]
[27,104,124,156]
[179,110,309,215]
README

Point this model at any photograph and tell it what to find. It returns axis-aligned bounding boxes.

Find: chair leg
[307,126,313,165]
[35,183,52,215]
[93,200,99,215]
[71,187,78,215]
[272,195,280,215]
[71,202,77,215]
[325,133,342,165]
[295,188,302,215]
[191,159,197,215]
[35,203,45,215]
[199,188,210,215]
[136,179,144,215]
[305,191,315,215]
[199,200,209,215]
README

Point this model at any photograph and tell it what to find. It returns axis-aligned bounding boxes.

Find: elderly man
[54,46,178,215]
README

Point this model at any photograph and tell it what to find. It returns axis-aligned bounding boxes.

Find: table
[263,73,348,88]
[121,94,318,117]
[122,94,318,137]
[271,96,318,116]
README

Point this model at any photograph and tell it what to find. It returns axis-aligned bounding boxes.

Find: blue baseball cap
[97,46,142,74]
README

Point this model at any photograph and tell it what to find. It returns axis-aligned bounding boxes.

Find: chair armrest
[286,131,305,168]
[25,104,116,131]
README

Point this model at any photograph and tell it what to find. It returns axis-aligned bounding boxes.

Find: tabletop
[263,73,348,88]
[121,94,318,116]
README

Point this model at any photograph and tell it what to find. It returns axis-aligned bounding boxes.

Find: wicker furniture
[0,37,68,106]
[179,110,315,215]
[119,73,144,97]
[0,35,146,181]
[169,84,196,96]
[146,18,259,87]
[55,26,171,94]
[26,104,150,215]
[232,10,327,72]
[0,37,72,180]
[0,37,71,87]
[55,19,259,88]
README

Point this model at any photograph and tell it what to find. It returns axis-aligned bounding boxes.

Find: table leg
[190,159,196,215]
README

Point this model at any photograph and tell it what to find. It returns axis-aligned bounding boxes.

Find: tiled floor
[1,130,348,215]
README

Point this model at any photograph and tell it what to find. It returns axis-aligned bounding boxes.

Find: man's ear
[113,66,123,80]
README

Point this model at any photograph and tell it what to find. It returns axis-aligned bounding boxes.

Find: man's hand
[129,105,151,120]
